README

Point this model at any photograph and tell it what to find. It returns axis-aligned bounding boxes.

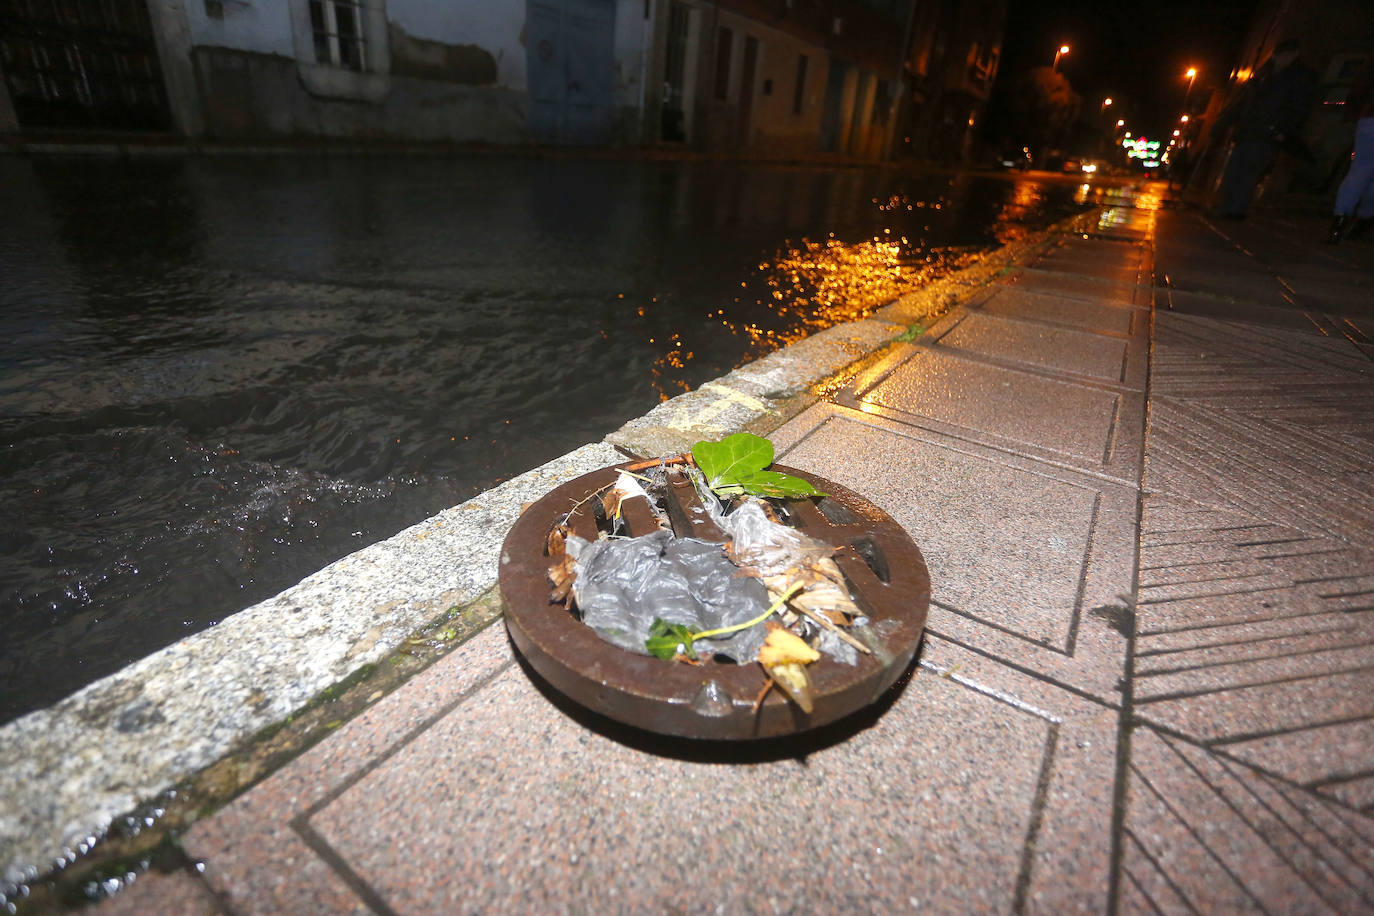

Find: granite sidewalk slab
[1124,208,1374,913]
[84,199,1374,914]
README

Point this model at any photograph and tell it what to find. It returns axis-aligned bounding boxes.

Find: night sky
[991,0,1262,140]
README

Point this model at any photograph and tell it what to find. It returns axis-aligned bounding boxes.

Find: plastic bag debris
[556,462,869,672]
[567,529,772,661]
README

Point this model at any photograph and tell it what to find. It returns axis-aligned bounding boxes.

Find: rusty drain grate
[499,462,929,740]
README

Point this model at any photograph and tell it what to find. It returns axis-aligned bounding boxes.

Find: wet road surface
[0,155,1093,722]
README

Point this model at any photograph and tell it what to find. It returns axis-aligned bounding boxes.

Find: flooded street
[0,155,1090,722]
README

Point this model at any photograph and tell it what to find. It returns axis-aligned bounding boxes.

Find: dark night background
[988,0,1263,141]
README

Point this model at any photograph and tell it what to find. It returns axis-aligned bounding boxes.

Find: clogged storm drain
[499,441,930,740]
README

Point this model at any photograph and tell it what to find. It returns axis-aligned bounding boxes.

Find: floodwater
[0,155,1092,723]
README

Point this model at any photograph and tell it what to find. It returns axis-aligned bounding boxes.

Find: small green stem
[691,582,803,642]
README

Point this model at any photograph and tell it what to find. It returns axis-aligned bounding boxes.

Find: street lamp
[1053,45,1070,71]
[1116,119,1125,128]
[1103,97,1113,109]
[1183,67,1198,110]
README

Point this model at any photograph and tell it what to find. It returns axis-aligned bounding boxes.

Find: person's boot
[1327,214,1351,244]
[1347,217,1373,241]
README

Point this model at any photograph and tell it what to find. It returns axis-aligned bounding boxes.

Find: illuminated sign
[1122,136,1163,166]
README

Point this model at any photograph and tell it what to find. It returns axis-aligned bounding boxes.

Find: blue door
[526,0,616,145]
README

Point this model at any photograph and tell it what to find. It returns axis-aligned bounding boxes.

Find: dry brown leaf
[600,488,624,521]
[547,523,577,604]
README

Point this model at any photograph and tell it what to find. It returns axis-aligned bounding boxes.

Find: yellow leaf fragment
[758,624,819,713]
[767,662,814,714]
[757,625,820,666]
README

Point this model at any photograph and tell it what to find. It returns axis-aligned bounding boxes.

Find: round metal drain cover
[499,462,929,740]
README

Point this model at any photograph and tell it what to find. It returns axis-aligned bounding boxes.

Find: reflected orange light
[648,229,980,398]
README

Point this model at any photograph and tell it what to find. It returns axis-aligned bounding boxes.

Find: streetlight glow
[1180,115,1189,122]
[1116,119,1125,128]
[1053,44,1071,71]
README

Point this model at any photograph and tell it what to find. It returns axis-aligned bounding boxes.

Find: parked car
[999,147,1032,171]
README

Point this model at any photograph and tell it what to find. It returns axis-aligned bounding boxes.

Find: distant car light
[1080,162,1098,173]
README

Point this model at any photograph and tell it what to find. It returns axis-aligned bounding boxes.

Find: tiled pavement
[98,199,1374,914]
[1124,210,1374,913]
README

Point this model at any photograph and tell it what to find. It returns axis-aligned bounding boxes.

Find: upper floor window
[309,0,367,70]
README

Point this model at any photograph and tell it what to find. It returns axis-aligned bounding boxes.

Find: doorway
[734,35,758,149]
[818,57,850,153]
[660,0,690,142]
[526,0,617,145]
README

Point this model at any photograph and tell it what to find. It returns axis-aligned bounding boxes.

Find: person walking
[1328,51,1374,243]
[1212,39,1319,220]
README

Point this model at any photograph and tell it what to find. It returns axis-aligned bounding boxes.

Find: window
[309,0,367,70]
[713,27,732,100]
[289,0,388,101]
[793,54,808,114]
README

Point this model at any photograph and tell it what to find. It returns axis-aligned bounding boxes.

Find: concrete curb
[0,209,1086,891]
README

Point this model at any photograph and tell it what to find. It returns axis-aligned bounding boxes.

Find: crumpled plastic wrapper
[707,481,865,665]
[715,498,833,575]
[567,529,772,661]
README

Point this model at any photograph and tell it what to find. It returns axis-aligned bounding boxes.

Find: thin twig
[622,453,694,472]
[751,676,775,712]
[794,603,872,654]
[562,481,614,520]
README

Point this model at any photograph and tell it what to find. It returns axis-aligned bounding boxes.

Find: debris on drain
[546,433,873,712]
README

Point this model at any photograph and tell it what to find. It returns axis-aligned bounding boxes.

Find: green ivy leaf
[692,432,774,490]
[645,619,697,660]
[734,469,825,499]
[690,432,825,500]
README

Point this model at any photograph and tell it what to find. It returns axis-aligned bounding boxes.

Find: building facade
[642,0,912,158]
[0,0,1002,161]
[0,0,648,144]
[896,0,1004,162]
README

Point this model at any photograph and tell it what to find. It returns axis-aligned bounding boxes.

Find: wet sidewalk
[97,199,1374,914]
